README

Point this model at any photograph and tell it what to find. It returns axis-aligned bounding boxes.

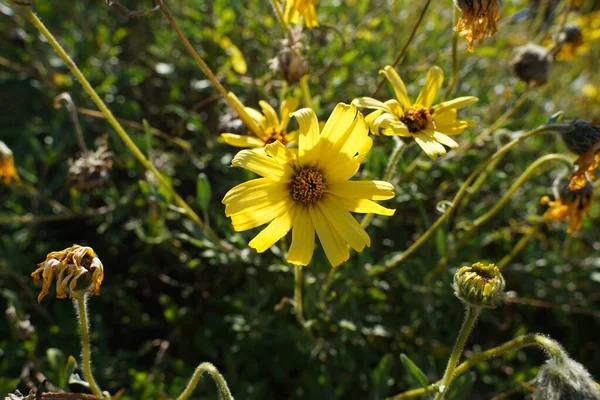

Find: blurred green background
[1,0,600,398]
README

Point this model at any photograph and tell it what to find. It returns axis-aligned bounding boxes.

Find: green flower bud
[534,357,600,400]
[452,262,505,308]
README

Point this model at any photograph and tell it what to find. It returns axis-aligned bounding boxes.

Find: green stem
[367,124,566,278]
[318,267,337,312]
[361,137,406,229]
[434,306,480,400]
[270,0,294,42]
[496,224,541,270]
[299,75,313,109]
[74,297,103,398]
[294,265,307,327]
[21,5,233,253]
[176,362,233,400]
[390,334,566,399]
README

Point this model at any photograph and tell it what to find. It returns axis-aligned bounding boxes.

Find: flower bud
[67,138,112,190]
[534,357,600,400]
[559,120,600,156]
[559,24,583,47]
[31,245,104,302]
[511,43,552,86]
[452,262,505,308]
[0,140,20,184]
[454,0,500,51]
[269,30,309,85]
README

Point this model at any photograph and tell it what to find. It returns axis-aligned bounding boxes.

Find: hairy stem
[74,297,103,398]
[176,362,234,400]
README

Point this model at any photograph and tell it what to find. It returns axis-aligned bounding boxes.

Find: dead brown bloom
[454,0,500,51]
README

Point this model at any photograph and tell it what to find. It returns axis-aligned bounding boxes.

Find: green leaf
[547,111,564,124]
[47,348,66,388]
[196,173,212,212]
[65,355,78,388]
[400,354,429,389]
[370,353,393,400]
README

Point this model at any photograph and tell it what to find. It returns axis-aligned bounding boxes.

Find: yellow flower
[352,66,478,160]
[284,0,318,28]
[454,0,500,51]
[222,104,395,267]
[221,92,301,148]
[550,12,600,61]
[31,245,104,302]
[0,140,20,184]
[541,181,593,233]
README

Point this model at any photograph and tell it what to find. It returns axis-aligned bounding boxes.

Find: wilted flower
[0,140,20,184]
[222,104,395,267]
[559,120,600,190]
[269,30,309,85]
[31,245,104,302]
[454,0,500,51]
[541,180,593,233]
[511,43,552,86]
[452,262,505,308]
[534,356,600,400]
[352,66,478,160]
[67,138,113,190]
[221,92,301,148]
[284,0,318,29]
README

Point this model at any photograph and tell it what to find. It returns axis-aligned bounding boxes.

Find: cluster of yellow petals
[455,0,500,51]
[221,92,300,149]
[0,140,20,184]
[284,0,318,29]
[31,245,104,302]
[222,104,395,267]
[568,140,600,191]
[541,185,593,233]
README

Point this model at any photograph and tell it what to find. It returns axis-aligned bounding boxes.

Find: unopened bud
[559,120,600,156]
[534,357,600,400]
[453,262,506,308]
[511,43,552,86]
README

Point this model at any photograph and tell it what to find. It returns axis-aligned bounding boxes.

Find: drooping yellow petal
[293,108,321,166]
[259,100,280,129]
[227,92,264,138]
[327,180,395,200]
[280,97,300,131]
[380,65,412,109]
[433,96,478,113]
[232,149,293,181]
[221,133,266,148]
[434,119,472,135]
[309,204,350,267]
[413,132,447,160]
[320,197,370,252]
[351,97,393,113]
[230,198,289,231]
[287,206,315,266]
[249,207,296,252]
[333,196,396,216]
[431,131,459,149]
[415,66,444,108]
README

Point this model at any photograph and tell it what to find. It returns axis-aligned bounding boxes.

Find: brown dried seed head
[511,43,552,86]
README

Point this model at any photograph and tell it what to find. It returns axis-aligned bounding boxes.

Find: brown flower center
[399,105,432,133]
[289,166,327,205]
[264,127,288,145]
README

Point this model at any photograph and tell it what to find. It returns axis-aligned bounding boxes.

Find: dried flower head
[31,245,104,302]
[453,262,505,308]
[67,138,112,190]
[541,180,593,233]
[454,0,500,51]
[511,43,552,86]
[0,140,20,184]
[270,31,309,85]
[559,120,600,190]
[534,357,600,400]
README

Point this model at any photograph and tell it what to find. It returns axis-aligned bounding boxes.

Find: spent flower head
[541,180,593,233]
[454,0,500,51]
[534,356,600,400]
[31,245,104,302]
[453,262,505,308]
[511,43,552,86]
[269,28,309,85]
[0,140,20,184]
[67,137,113,190]
[222,92,301,148]
[222,103,395,267]
[559,120,600,190]
[352,66,478,160]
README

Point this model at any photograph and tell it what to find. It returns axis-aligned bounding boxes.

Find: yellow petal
[327,180,395,200]
[259,100,280,129]
[264,141,296,164]
[333,196,396,216]
[221,133,265,148]
[320,197,370,252]
[287,206,315,265]
[433,96,478,114]
[309,204,349,267]
[223,178,272,204]
[434,119,471,135]
[415,66,444,108]
[351,97,393,113]
[292,108,321,166]
[227,92,264,138]
[431,131,459,149]
[285,130,299,145]
[232,149,293,181]
[230,198,289,231]
[379,65,412,109]
[249,207,296,252]
[413,132,447,160]
[319,103,358,147]
[224,183,289,216]
[280,97,300,131]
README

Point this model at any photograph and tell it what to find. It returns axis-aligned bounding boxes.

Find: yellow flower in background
[222,104,395,267]
[31,245,104,302]
[454,0,500,51]
[551,12,600,61]
[541,181,593,233]
[284,0,319,29]
[352,66,478,160]
[221,92,300,148]
[0,140,20,184]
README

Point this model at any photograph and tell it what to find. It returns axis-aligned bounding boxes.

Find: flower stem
[361,137,406,229]
[444,6,460,99]
[496,224,542,270]
[74,297,103,398]
[55,93,88,153]
[270,0,294,43]
[176,362,233,400]
[20,5,233,253]
[434,305,480,400]
[294,265,307,327]
[318,267,337,312]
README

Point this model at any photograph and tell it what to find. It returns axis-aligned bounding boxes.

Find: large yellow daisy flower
[352,66,478,160]
[284,0,318,29]
[221,92,300,148]
[222,104,396,267]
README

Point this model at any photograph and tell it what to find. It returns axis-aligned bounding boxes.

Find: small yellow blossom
[352,66,478,160]
[31,245,104,302]
[454,0,500,51]
[221,92,300,148]
[0,140,20,184]
[222,104,395,267]
[541,181,593,233]
[284,0,318,28]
